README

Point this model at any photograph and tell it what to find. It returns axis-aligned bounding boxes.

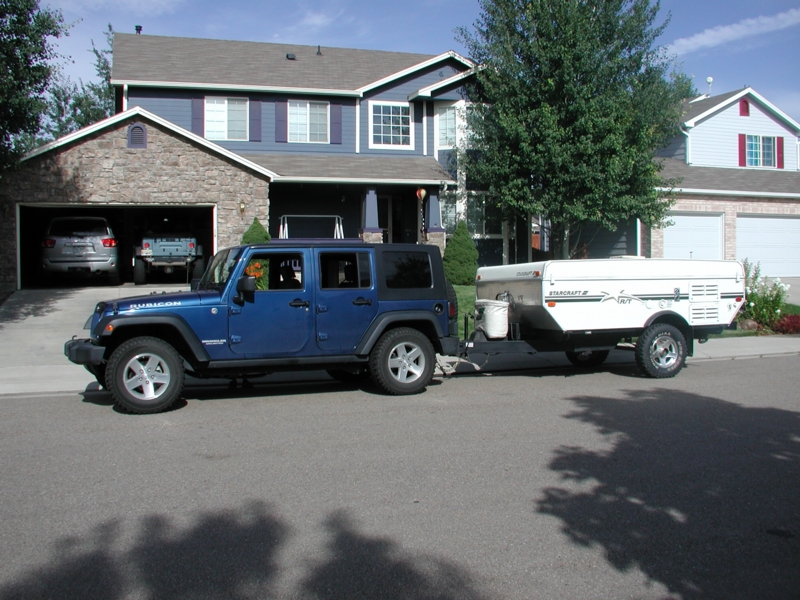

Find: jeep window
[245,253,303,290]
[383,251,432,289]
[199,247,242,290]
[319,252,371,289]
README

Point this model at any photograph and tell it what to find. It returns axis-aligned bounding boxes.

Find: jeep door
[315,250,378,351]
[228,250,314,356]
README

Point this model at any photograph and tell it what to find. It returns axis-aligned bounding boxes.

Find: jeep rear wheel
[105,337,184,413]
[369,327,434,395]
[133,258,147,285]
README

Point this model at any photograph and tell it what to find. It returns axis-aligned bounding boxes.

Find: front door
[315,250,378,351]
[228,250,314,356]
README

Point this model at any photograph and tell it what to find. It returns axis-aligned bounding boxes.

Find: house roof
[659,157,800,199]
[239,153,456,185]
[681,87,800,132]
[111,33,474,96]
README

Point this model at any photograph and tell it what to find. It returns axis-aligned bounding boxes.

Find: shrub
[773,314,800,335]
[443,220,479,285]
[737,258,789,329]
[241,217,271,245]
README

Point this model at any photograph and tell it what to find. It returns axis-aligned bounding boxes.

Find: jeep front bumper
[65,338,105,365]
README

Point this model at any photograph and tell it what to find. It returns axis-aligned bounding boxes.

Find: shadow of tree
[0,288,80,327]
[301,510,489,600]
[537,389,800,600]
[0,501,288,599]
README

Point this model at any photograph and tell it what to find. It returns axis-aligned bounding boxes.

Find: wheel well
[647,313,690,338]
[378,320,442,353]
[101,324,200,368]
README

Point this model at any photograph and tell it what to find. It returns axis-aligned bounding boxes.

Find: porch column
[361,188,383,243]
[425,191,446,255]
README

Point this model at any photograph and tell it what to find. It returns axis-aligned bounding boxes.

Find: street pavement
[0,283,798,397]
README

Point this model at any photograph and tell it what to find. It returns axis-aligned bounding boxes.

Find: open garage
[18,204,215,288]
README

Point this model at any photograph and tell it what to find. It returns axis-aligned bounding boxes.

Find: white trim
[356,51,475,94]
[684,87,800,132]
[408,67,478,100]
[680,128,690,164]
[112,79,362,97]
[122,84,128,111]
[422,101,427,156]
[367,100,415,151]
[22,106,279,180]
[658,186,800,200]
[355,100,361,154]
[277,176,452,185]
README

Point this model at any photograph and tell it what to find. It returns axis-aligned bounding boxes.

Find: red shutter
[739,99,749,116]
[777,137,784,169]
[738,134,746,166]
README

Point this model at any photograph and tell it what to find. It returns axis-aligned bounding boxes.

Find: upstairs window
[205,97,248,141]
[746,135,775,167]
[289,100,329,143]
[369,101,413,149]
[438,106,457,148]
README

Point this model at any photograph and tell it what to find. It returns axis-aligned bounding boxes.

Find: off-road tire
[565,349,609,368]
[105,336,184,414]
[369,327,434,395]
[327,367,370,383]
[133,258,147,285]
[635,323,687,378]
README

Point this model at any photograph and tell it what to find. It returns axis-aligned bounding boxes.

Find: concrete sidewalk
[0,285,798,397]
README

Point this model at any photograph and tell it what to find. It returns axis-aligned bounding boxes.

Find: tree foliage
[241,217,271,245]
[0,0,66,172]
[457,0,695,258]
[443,220,479,284]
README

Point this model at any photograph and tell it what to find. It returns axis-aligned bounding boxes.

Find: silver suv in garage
[41,217,120,284]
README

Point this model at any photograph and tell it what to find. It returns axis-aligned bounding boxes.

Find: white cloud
[668,8,800,55]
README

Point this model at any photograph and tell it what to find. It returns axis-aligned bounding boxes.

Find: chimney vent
[135,25,142,34]
[286,53,296,60]
[317,45,322,56]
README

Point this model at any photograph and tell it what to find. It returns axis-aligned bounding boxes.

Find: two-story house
[0,33,477,288]
[652,88,800,276]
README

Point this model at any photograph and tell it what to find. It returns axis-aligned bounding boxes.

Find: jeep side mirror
[233,275,257,305]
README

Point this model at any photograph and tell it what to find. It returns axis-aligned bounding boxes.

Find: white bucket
[474,299,509,339]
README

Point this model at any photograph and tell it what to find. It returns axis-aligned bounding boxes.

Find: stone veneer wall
[0,116,269,288]
[649,195,800,259]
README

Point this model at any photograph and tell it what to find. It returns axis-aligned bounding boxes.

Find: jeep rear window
[383,251,432,289]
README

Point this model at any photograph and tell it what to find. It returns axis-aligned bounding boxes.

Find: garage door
[663,213,723,260]
[737,216,800,277]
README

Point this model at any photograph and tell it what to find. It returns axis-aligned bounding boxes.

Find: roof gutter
[274,176,454,185]
[111,79,363,97]
[658,186,800,200]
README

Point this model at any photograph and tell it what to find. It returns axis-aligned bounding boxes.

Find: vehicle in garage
[40,216,119,285]
[133,232,204,285]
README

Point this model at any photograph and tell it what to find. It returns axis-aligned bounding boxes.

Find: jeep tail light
[143,242,150,249]
[102,238,118,248]
[42,239,56,248]
[449,301,456,318]
[188,242,195,249]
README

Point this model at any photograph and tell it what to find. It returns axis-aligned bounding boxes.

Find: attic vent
[127,123,147,149]
[286,53,296,60]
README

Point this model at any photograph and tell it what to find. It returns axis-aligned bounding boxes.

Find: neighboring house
[653,88,800,276]
[0,33,478,288]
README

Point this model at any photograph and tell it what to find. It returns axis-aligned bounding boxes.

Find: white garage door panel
[663,214,722,260]
[737,216,800,277]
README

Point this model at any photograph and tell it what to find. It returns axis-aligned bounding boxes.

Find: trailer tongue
[462,257,745,378]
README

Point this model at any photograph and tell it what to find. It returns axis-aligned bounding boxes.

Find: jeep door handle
[289,299,310,308]
[352,297,372,306]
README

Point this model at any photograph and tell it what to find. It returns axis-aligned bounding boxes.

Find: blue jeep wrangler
[65,242,459,414]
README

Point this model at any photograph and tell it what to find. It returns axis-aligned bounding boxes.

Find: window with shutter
[204,97,249,141]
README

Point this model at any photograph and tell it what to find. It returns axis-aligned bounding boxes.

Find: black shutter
[330,103,342,145]
[191,98,204,136]
[249,99,261,142]
[275,101,287,143]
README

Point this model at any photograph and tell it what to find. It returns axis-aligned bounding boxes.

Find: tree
[443,220,479,284]
[241,217,271,244]
[457,0,695,259]
[0,0,66,172]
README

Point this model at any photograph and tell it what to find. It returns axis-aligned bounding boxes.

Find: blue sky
[46,0,800,122]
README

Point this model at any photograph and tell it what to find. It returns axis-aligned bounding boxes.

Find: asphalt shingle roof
[660,157,800,196]
[239,153,455,183]
[681,89,744,123]
[112,33,441,91]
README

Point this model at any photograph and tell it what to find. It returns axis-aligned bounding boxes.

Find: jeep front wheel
[369,327,434,395]
[105,337,184,413]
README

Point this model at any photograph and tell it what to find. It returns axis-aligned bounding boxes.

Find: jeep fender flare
[355,311,446,356]
[96,314,211,363]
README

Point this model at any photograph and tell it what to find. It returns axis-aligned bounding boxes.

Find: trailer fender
[644,311,693,355]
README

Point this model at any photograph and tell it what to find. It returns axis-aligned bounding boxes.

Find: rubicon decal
[129,301,182,310]
[600,290,643,305]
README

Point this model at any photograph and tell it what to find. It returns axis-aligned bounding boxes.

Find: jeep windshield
[196,247,242,291]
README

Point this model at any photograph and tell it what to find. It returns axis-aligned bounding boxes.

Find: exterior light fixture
[239,201,246,215]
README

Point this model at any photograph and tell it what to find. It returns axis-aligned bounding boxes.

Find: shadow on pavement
[0,288,82,326]
[536,388,800,600]
[0,504,488,600]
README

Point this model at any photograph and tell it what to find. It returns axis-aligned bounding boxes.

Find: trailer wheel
[565,350,609,368]
[105,337,184,414]
[635,323,687,378]
[133,258,147,285]
[369,327,434,395]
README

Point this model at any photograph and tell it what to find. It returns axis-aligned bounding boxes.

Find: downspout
[123,84,128,111]
[355,100,360,154]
